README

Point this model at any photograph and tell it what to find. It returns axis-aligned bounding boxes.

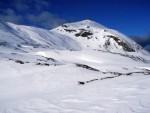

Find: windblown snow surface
[0,20,150,113]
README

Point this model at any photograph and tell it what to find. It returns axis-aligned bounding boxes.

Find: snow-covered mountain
[52,20,143,52]
[0,20,150,113]
[0,19,146,53]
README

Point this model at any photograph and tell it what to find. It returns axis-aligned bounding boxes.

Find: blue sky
[0,0,150,50]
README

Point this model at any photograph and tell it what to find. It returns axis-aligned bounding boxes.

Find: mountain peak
[80,19,95,24]
[52,20,143,52]
[57,20,107,30]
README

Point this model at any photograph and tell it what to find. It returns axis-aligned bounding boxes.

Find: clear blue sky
[0,0,150,36]
[0,0,150,50]
[49,0,150,36]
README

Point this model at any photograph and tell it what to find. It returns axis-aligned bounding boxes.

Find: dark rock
[75,31,93,37]
[36,62,50,66]
[78,81,85,85]
[107,35,135,52]
[15,60,24,64]
[61,24,69,28]
[76,63,99,71]
[64,29,76,33]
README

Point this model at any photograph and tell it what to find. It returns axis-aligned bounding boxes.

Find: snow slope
[0,20,150,113]
[0,21,81,52]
